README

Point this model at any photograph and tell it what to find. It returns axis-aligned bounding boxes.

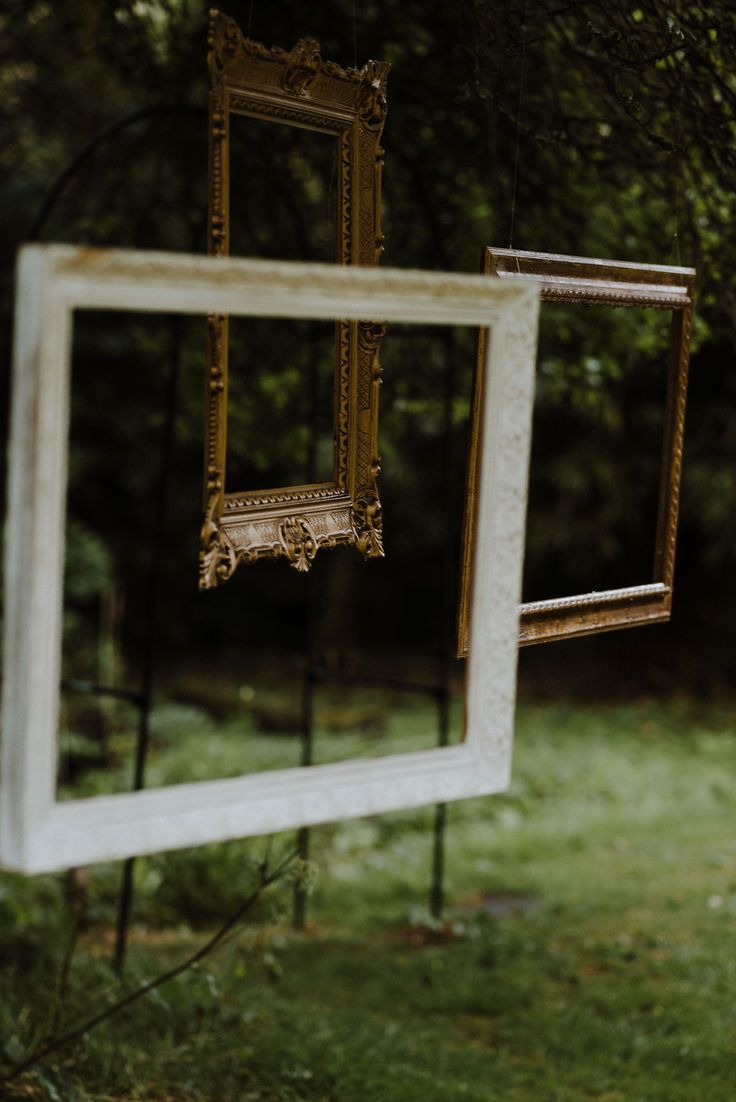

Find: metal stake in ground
[429,326,457,922]
[114,315,182,973]
[293,324,323,931]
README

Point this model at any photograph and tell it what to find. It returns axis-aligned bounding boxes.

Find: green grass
[2,695,736,1099]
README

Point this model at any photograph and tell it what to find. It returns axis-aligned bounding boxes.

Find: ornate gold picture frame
[457,247,695,655]
[201,10,390,589]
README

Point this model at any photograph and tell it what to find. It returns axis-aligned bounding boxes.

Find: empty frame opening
[58,315,477,802]
[225,316,336,490]
[521,303,670,604]
[228,113,339,263]
[224,116,342,491]
[61,309,204,798]
[7,246,531,875]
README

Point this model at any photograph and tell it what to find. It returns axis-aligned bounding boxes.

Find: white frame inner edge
[1,245,540,873]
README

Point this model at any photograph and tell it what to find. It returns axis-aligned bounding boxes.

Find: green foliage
[1,0,736,669]
[3,5,736,1096]
[146,842,272,928]
[2,696,736,1099]
[64,520,114,603]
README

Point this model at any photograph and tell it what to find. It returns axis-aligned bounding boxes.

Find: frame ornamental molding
[457,246,696,654]
[202,10,390,588]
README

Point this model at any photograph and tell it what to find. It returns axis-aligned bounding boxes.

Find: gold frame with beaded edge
[457,246,695,655]
[201,10,390,588]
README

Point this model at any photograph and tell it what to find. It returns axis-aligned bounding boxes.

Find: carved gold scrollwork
[199,492,237,589]
[282,38,321,96]
[352,488,384,560]
[205,315,225,481]
[211,109,226,141]
[208,72,227,258]
[207,314,224,389]
[357,321,385,482]
[356,61,390,129]
[358,320,386,358]
[210,219,225,253]
[208,10,241,74]
[279,516,317,572]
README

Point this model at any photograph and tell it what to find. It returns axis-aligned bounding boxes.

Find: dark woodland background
[2,0,736,701]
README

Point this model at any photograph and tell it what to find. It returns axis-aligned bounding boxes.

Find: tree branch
[0,848,297,1089]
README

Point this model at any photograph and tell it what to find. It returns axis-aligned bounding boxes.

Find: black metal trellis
[293,662,315,931]
[293,327,323,931]
[292,326,460,930]
[59,315,181,974]
[23,106,198,972]
[23,95,461,955]
[291,655,456,930]
[431,327,459,922]
[55,317,180,974]
[113,314,182,973]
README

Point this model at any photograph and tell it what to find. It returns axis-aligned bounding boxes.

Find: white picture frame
[1,245,539,874]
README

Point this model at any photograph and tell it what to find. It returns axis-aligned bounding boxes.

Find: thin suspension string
[671,54,683,266]
[247,0,254,39]
[352,0,358,69]
[508,0,529,250]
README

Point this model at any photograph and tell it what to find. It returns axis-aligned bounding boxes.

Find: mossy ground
[2,694,735,1100]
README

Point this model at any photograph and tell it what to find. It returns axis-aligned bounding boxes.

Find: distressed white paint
[1,245,539,873]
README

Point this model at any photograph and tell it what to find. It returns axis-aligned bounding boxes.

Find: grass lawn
[2,693,735,1100]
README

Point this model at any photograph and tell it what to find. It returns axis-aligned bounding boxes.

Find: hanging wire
[352,1,358,68]
[508,0,529,250]
[247,0,254,39]
[671,51,683,266]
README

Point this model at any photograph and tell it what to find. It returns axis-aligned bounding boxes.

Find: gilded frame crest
[201,10,390,589]
[457,247,695,654]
